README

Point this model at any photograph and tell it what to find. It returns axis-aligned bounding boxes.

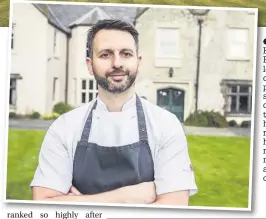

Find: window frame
[9,78,17,107]
[9,74,22,109]
[221,80,253,116]
[80,78,98,104]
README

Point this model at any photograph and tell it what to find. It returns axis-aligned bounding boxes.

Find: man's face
[87,29,141,93]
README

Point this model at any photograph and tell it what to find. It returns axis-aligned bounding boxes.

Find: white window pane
[227,28,249,58]
[156,28,179,58]
[229,44,247,57]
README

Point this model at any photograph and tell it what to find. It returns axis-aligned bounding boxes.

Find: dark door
[157,88,185,122]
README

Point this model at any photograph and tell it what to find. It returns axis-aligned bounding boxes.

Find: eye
[122,52,133,57]
[100,53,111,58]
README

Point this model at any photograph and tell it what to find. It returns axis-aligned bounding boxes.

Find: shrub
[41,112,60,120]
[241,120,251,128]
[53,102,73,115]
[29,111,41,119]
[184,110,228,128]
[9,113,28,119]
[9,112,17,118]
[228,120,238,127]
[184,111,208,127]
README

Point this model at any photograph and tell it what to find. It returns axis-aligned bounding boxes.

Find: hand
[67,186,82,196]
[121,182,156,204]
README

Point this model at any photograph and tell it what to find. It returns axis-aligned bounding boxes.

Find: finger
[70,186,82,195]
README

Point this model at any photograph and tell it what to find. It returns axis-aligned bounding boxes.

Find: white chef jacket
[30,94,198,197]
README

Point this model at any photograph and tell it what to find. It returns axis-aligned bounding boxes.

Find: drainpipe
[195,18,203,112]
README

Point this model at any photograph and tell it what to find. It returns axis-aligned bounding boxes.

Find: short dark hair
[86,19,139,59]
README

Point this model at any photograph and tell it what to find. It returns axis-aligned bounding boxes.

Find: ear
[86,57,94,76]
[137,56,142,69]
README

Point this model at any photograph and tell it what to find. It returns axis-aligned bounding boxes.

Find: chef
[30,19,198,205]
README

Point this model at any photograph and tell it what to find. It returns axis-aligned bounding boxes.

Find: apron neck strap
[136,95,148,141]
[80,100,97,142]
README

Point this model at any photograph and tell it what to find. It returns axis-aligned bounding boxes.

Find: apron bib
[72,95,154,195]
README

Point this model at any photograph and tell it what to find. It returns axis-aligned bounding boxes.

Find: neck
[97,86,135,112]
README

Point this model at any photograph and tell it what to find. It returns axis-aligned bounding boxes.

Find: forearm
[150,199,189,205]
[42,189,125,203]
[149,191,189,206]
[33,182,156,204]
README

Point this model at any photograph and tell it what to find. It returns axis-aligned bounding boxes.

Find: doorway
[157,88,185,122]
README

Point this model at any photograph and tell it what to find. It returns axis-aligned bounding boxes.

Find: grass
[187,135,250,208]
[6,129,251,208]
[6,129,45,200]
[0,0,266,27]
[0,0,9,27]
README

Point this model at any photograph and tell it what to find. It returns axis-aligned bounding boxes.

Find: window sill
[225,113,251,117]
[155,55,182,59]
[226,56,250,61]
[154,57,182,68]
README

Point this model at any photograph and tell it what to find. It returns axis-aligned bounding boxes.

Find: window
[53,29,57,54]
[81,79,98,104]
[11,23,15,49]
[227,28,249,59]
[155,28,180,58]
[225,83,252,114]
[10,78,17,106]
[53,29,59,56]
[52,77,58,102]
[9,74,22,107]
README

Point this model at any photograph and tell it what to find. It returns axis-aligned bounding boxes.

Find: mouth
[108,73,128,81]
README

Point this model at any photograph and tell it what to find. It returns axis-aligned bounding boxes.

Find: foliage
[53,102,73,115]
[241,120,251,128]
[41,112,60,120]
[29,111,41,119]
[228,120,238,127]
[9,111,41,119]
[9,112,17,119]
[185,110,228,128]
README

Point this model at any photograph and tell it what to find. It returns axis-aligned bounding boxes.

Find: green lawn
[0,0,266,27]
[0,0,9,27]
[6,129,251,208]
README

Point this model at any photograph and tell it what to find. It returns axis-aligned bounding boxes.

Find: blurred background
[6,2,256,208]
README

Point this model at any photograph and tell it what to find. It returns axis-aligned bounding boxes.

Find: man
[31,19,198,205]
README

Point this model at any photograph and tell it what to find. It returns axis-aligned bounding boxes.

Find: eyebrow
[98,48,134,54]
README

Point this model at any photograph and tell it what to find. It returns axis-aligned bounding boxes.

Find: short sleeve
[154,114,198,196]
[30,115,73,194]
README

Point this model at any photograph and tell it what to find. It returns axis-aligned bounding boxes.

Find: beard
[92,66,138,94]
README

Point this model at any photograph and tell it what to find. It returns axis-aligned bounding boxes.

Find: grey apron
[72,95,154,195]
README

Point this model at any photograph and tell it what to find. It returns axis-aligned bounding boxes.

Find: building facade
[10,3,67,115]
[10,3,257,124]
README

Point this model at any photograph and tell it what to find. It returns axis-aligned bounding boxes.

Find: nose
[112,53,123,69]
